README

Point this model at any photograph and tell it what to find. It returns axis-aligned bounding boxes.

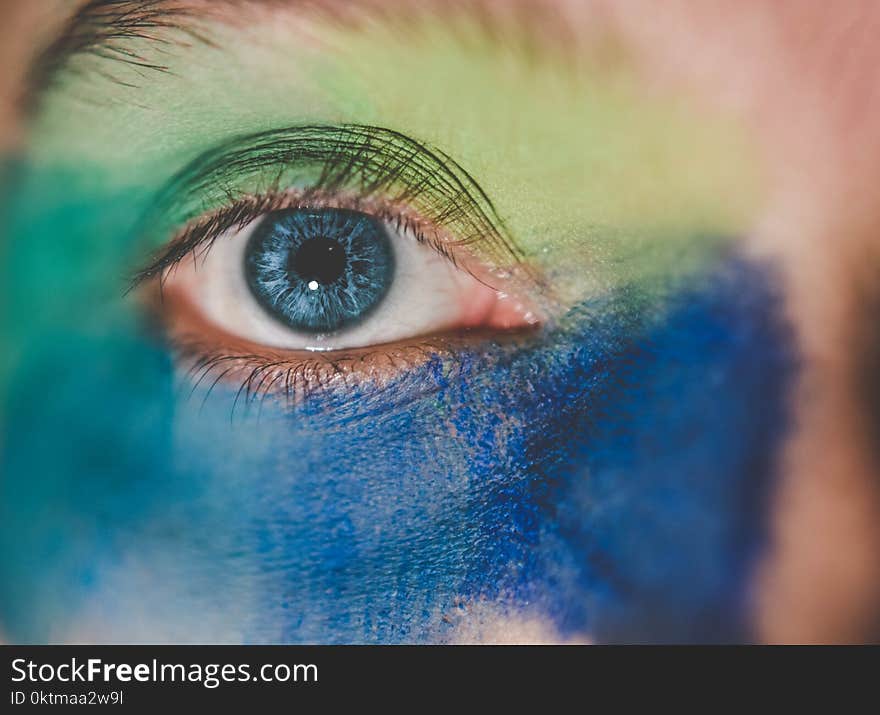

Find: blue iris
[244,208,395,333]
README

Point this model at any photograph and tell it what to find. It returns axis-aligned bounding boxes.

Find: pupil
[290,237,347,286]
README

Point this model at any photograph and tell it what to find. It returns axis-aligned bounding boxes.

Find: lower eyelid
[178,342,453,409]
[146,276,540,408]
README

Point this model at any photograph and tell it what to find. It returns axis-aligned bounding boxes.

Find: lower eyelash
[173,336,463,416]
[168,323,542,418]
[141,261,541,415]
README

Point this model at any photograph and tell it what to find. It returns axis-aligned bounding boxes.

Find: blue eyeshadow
[0,251,796,643]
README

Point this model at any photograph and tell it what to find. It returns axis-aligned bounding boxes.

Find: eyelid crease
[132,124,541,292]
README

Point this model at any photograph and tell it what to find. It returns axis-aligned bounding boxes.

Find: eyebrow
[27,0,212,105]
[22,0,235,106]
[26,0,568,110]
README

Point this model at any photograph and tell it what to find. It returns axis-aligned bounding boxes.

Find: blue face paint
[0,227,795,642]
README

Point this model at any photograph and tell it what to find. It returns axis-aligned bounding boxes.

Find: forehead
[23,0,880,176]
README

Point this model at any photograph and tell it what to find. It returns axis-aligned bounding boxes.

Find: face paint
[0,6,786,643]
[0,241,795,642]
[28,7,762,301]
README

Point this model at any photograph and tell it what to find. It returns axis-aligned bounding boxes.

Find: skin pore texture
[0,1,878,642]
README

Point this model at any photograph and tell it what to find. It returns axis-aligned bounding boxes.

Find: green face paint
[26,7,762,309]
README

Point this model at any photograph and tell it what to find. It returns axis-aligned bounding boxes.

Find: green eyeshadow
[24,8,764,305]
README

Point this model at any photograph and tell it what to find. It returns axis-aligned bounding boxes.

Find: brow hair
[25,0,575,111]
[26,0,207,106]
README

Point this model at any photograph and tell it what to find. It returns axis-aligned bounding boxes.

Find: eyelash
[163,307,535,416]
[132,125,529,287]
[147,202,537,412]
[175,334,467,416]
[138,188,473,294]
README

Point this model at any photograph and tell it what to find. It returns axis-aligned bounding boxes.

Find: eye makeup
[132,124,530,287]
[28,1,763,304]
[0,1,791,645]
[129,123,550,403]
[2,250,796,643]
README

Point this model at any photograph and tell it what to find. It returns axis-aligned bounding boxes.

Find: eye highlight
[135,124,548,402]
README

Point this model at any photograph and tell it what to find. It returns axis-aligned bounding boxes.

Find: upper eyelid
[132,124,530,284]
[132,189,483,290]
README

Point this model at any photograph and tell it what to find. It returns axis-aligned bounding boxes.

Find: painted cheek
[164,252,796,643]
[0,203,794,643]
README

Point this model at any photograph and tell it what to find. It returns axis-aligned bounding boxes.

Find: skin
[1,0,879,643]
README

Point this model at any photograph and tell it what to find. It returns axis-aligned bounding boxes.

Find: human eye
[133,125,542,402]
